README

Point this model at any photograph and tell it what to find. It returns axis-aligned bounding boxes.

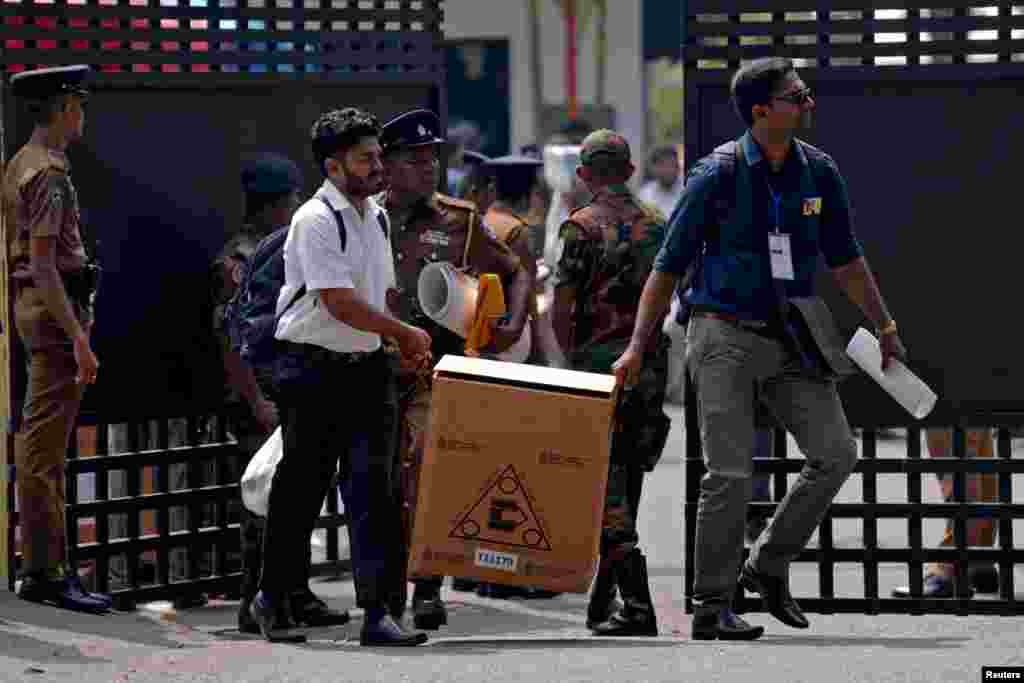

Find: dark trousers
[260,349,401,609]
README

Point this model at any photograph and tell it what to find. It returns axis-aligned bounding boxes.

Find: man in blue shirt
[614,57,908,640]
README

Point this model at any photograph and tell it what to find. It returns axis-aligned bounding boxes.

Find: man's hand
[397,323,432,362]
[252,398,279,434]
[612,346,644,389]
[73,334,99,385]
[489,317,526,353]
[880,331,907,372]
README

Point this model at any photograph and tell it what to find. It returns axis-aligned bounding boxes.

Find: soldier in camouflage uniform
[379,110,532,630]
[213,155,348,633]
[551,130,671,636]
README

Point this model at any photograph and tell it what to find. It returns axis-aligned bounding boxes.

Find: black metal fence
[683,380,1024,616]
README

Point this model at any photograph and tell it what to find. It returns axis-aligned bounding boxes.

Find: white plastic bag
[240,426,283,516]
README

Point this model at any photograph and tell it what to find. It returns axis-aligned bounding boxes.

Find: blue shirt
[654,130,863,323]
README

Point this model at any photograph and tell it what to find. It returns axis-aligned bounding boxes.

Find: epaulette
[434,192,477,213]
[484,207,527,246]
[17,146,67,189]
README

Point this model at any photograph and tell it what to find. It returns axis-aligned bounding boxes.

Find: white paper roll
[417,261,479,338]
[845,327,938,420]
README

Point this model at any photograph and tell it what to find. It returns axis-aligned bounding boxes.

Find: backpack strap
[316,196,348,252]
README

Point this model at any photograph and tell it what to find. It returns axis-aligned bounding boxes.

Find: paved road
[2,405,1023,682]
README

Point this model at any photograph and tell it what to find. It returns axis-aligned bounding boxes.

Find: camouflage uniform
[551,129,671,636]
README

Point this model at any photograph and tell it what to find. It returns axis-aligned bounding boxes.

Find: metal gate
[682,3,1024,615]
[1,0,446,607]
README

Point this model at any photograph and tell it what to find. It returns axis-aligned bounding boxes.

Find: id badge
[769,233,795,280]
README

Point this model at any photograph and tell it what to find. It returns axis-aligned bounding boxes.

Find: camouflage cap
[579,129,631,165]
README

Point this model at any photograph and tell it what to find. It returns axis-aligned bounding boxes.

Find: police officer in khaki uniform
[379,109,532,629]
[4,65,110,612]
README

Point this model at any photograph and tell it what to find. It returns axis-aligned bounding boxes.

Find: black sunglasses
[773,87,813,106]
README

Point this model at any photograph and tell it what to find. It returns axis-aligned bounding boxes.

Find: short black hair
[311,107,380,175]
[730,57,795,127]
[27,94,73,128]
[648,144,679,166]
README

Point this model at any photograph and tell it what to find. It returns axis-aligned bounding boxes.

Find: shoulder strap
[376,210,390,240]
[463,208,477,269]
[316,196,348,252]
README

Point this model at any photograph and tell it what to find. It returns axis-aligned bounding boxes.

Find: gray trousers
[687,316,858,607]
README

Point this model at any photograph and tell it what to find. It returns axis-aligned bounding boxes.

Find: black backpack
[223,196,390,369]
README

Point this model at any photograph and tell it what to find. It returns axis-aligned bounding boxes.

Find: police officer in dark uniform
[551,130,671,635]
[212,154,350,633]
[3,65,110,612]
[378,109,532,629]
[454,150,494,212]
[472,156,563,600]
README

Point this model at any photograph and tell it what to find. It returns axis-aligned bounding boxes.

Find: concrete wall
[442,0,646,167]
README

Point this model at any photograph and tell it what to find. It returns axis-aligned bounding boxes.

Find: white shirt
[275,180,395,353]
[638,178,685,220]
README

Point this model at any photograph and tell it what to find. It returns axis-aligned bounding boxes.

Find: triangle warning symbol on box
[449,464,552,551]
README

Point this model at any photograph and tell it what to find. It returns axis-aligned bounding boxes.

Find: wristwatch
[878,320,898,337]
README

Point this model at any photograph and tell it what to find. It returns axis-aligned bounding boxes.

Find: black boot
[412,579,447,630]
[591,550,658,637]
[586,561,622,630]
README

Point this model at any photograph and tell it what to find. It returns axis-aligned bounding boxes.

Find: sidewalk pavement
[1,407,1022,682]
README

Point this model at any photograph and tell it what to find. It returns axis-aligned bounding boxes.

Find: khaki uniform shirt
[4,142,91,348]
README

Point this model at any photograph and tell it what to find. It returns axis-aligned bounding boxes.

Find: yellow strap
[464,273,506,355]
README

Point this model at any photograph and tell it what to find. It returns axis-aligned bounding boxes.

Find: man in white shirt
[251,107,431,647]
[637,145,684,221]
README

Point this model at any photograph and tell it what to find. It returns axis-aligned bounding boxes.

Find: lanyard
[765,180,782,234]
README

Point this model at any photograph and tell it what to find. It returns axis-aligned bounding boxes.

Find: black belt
[691,307,784,338]
[281,342,384,366]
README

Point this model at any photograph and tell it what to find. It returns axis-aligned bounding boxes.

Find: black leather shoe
[591,611,658,637]
[891,574,973,599]
[451,578,479,593]
[739,563,809,629]
[65,575,113,610]
[238,598,261,635]
[412,597,448,630]
[360,615,428,647]
[291,589,350,627]
[19,575,110,613]
[691,607,764,641]
[249,592,306,643]
[970,565,999,594]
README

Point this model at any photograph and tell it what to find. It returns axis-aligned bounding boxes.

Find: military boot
[590,550,658,637]
[411,579,447,630]
[586,561,622,630]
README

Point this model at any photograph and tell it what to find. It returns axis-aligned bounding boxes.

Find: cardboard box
[409,355,618,594]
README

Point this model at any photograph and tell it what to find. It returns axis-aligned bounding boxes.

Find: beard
[344,167,386,198]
